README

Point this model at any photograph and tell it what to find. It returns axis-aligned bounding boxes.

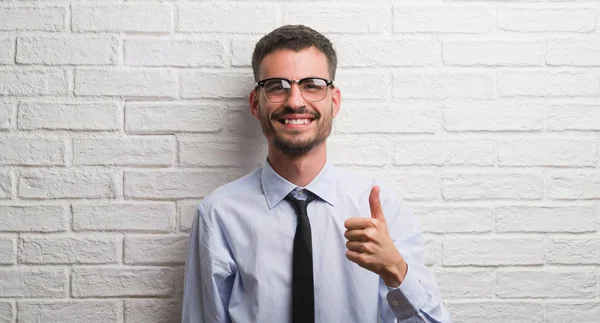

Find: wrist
[381,259,408,288]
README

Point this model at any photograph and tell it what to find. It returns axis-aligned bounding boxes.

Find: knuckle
[368,218,378,227]
[364,229,376,240]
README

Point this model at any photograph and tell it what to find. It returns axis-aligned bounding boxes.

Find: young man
[182,25,453,323]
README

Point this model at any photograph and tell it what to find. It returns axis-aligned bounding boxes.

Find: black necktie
[285,191,316,323]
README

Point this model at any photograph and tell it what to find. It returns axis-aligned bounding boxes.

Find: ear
[331,86,341,118]
[249,88,260,120]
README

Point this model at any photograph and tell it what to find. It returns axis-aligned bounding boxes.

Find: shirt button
[298,190,303,196]
[392,300,400,307]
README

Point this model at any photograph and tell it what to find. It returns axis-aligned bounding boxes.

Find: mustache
[271,106,321,120]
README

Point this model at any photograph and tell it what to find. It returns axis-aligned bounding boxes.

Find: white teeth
[284,119,311,125]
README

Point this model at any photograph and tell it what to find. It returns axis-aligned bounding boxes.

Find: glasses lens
[263,79,290,102]
[300,78,328,102]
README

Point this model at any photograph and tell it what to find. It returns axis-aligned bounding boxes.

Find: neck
[267,142,328,187]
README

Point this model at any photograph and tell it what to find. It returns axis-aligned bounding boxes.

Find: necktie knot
[285,191,315,216]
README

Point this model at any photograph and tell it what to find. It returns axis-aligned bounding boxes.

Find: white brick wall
[0,1,598,322]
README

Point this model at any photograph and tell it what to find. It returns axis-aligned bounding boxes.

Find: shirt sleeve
[377,190,454,323]
[181,204,236,323]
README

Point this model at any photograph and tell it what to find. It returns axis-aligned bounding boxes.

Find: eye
[301,79,326,92]
[264,81,287,92]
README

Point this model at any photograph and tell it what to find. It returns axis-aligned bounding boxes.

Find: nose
[285,82,305,109]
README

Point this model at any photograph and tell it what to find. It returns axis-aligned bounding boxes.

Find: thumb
[369,185,384,221]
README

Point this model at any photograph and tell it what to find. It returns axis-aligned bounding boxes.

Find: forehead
[258,46,329,80]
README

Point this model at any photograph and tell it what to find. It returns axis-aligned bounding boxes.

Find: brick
[0,235,15,264]
[393,139,496,166]
[73,203,174,232]
[394,6,494,33]
[18,101,121,131]
[336,102,438,134]
[179,137,266,168]
[442,171,543,200]
[546,301,600,322]
[0,206,67,232]
[498,7,596,32]
[548,171,600,200]
[124,170,229,199]
[0,302,12,323]
[124,38,225,67]
[444,41,544,66]
[0,101,13,130]
[447,301,543,323]
[335,70,390,99]
[126,103,225,134]
[443,237,545,266]
[0,171,10,199]
[19,170,115,199]
[173,266,185,297]
[18,235,120,264]
[284,5,388,33]
[393,72,494,99]
[547,39,600,66]
[497,206,595,233]
[0,68,67,96]
[497,269,596,298]
[357,170,439,201]
[178,201,198,232]
[124,235,188,265]
[180,71,253,99]
[547,105,600,131]
[17,301,121,323]
[548,238,600,264]
[0,7,65,31]
[0,37,14,64]
[75,68,177,98]
[498,71,599,97]
[179,3,277,33]
[436,269,494,298]
[443,102,544,132]
[329,137,389,166]
[413,207,493,233]
[336,38,440,67]
[17,36,118,65]
[232,38,259,67]
[73,137,175,166]
[73,4,173,33]
[0,268,66,297]
[71,267,174,297]
[224,103,264,139]
[0,137,64,166]
[125,299,182,323]
[498,139,597,166]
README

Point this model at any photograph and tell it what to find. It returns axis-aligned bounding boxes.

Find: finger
[344,229,367,241]
[345,240,364,252]
[345,249,363,264]
[369,185,385,222]
[344,217,376,230]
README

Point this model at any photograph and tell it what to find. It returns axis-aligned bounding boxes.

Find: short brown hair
[251,25,337,82]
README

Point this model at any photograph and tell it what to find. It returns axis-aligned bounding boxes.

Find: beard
[259,104,333,157]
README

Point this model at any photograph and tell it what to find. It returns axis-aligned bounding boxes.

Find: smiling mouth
[279,118,313,125]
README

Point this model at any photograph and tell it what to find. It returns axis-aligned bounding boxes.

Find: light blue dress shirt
[182,159,453,323]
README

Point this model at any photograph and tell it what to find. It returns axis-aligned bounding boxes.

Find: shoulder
[198,167,262,213]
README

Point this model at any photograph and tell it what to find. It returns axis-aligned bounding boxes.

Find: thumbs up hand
[344,185,408,287]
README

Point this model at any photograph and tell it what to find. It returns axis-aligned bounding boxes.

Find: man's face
[249,46,341,157]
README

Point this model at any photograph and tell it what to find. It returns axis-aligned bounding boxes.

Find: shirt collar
[261,158,337,209]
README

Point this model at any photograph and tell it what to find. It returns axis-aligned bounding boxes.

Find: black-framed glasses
[255,77,334,103]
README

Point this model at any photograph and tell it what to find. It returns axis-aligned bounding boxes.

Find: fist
[344,185,407,287]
